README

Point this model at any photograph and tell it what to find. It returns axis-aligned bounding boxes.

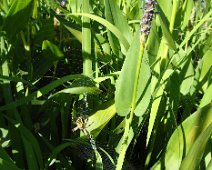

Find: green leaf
[157,0,173,22]
[51,87,101,96]
[158,10,177,51]
[162,103,212,170]
[0,75,31,86]
[199,84,212,108]
[22,135,39,170]
[134,51,151,116]
[67,13,130,51]
[50,76,102,96]
[64,25,82,43]
[206,159,212,170]
[5,117,43,169]
[33,40,64,79]
[0,158,21,170]
[179,10,212,49]
[181,0,193,30]
[146,69,174,148]
[180,123,212,170]
[42,40,64,58]
[115,32,141,116]
[2,0,34,40]
[87,101,116,134]
[199,50,212,92]
[180,57,194,95]
[105,0,132,55]
[0,146,13,163]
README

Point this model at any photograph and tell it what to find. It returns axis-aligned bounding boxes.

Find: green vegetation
[0,0,211,169]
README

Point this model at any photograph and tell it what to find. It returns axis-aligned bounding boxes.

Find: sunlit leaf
[153,103,212,170]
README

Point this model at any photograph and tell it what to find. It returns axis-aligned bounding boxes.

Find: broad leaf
[115,32,141,116]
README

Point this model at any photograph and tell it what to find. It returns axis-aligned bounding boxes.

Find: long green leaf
[134,51,151,116]
[105,0,132,55]
[22,135,39,170]
[153,103,212,170]
[180,123,212,170]
[115,32,142,116]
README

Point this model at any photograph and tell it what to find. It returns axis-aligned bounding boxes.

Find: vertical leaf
[134,51,151,116]
[180,57,194,95]
[115,32,140,116]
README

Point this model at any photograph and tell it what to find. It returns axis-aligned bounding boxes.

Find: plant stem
[82,0,92,77]
[116,34,146,170]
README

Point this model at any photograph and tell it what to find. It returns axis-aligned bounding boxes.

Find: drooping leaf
[146,69,174,145]
[105,0,132,55]
[4,117,44,169]
[67,13,130,51]
[51,87,101,96]
[22,135,39,170]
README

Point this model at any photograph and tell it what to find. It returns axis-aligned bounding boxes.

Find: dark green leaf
[2,0,34,40]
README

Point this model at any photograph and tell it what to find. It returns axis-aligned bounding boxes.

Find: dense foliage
[0,0,211,169]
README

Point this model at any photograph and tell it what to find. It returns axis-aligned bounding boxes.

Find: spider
[72,116,97,150]
[72,116,90,136]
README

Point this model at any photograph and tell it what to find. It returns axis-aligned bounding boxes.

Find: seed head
[140,0,156,35]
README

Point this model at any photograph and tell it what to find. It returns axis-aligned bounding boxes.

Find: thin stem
[82,0,93,77]
[116,34,146,170]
